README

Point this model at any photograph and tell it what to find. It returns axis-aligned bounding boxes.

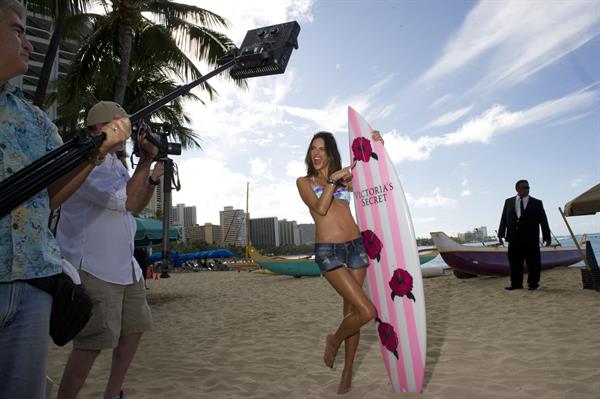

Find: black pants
[507,241,541,288]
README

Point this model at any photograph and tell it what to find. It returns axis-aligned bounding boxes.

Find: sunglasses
[520,186,530,190]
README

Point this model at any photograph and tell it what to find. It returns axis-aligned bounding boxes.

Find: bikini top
[311,176,352,204]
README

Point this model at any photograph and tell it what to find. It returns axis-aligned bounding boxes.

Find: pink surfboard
[348,106,426,393]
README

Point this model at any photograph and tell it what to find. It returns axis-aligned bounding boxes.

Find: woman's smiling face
[310,137,329,173]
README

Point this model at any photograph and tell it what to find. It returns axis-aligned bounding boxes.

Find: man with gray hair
[0,1,131,398]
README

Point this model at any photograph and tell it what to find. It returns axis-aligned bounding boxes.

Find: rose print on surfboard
[352,137,378,162]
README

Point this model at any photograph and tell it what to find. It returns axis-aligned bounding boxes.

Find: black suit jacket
[498,196,551,244]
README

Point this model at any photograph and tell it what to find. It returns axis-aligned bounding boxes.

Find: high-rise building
[172,203,185,226]
[201,223,222,245]
[279,219,300,246]
[220,206,246,246]
[185,224,202,243]
[298,223,316,245]
[249,217,280,249]
[183,206,197,227]
[146,173,165,218]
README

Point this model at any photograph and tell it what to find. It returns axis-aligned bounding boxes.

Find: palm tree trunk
[113,0,137,104]
[33,0,68,108]
[114,24,133,104]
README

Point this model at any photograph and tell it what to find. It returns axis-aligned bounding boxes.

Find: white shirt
[515,195,529,219]
[56,153,142,285]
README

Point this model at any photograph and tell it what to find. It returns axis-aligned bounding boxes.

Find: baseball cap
[85,101,129,126]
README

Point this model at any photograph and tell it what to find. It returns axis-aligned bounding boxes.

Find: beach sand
[47,267,600,398]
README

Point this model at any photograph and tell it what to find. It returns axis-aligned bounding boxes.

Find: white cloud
[280,74,395,133]
[249,182,309,223]
[385,87,599,163]
[384,131,437,162]
[172,156,314,226]
[367,104,395,121]
[192,0,314,44]
[570,175,588,188]
[417,1,600,88]
[413,217,436,224]
[407,188,457,209]
[249,157,275,180]
[460,177,471,197]
[172,157,249,224]
[286,159,305,178]
[424,105,473,129]
[429,94,454,109]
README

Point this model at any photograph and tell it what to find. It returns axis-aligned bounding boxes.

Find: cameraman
[55,101,163,399]
[0,2,130,398]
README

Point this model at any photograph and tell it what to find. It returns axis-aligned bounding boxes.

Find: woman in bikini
[296,130,383,394]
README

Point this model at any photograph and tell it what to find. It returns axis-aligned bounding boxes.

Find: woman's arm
[297,177,336,216]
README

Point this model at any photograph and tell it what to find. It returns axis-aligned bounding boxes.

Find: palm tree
[54,20,204,149]
[102,0,239,104]
[53,2,245,149]
[26,0,92,108]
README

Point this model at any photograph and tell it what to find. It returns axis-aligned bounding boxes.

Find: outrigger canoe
[249,246,441,277]
[430,231,583,277]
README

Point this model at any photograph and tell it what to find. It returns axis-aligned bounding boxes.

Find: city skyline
[160,200,499,243]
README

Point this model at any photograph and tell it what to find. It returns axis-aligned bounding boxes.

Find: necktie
[519,198,525,218]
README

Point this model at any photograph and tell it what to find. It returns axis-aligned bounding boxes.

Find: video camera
[132,122,182,160]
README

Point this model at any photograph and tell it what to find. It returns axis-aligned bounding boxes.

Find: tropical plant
[52,1,245,149]
[100,0,240,104]
[25,0,92,108]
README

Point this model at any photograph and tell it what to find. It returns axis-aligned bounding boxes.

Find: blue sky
[171,0,600,239]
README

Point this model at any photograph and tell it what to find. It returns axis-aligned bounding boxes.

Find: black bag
[28,273,93,346]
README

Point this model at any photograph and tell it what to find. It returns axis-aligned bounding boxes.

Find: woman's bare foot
[337,369,352,394]
[324,334,339,368]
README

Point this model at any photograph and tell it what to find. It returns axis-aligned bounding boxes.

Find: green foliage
[49,0,246,147]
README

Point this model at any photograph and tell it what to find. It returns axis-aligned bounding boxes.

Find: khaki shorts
[74,270,153,350]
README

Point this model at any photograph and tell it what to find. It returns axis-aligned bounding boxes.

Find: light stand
[158,158,176,278]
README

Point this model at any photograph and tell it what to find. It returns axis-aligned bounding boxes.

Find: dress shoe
[505,286,523,291]
[528,286,538,291]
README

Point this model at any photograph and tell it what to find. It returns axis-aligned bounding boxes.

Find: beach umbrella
[134,217,179,247]
[563,183,600,216]
[559,183,600,271]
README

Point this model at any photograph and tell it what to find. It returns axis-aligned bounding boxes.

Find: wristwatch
[326,178,336,186]
[148,176,160,186]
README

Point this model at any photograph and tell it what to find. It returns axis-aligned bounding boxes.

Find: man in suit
[498,179,551,291]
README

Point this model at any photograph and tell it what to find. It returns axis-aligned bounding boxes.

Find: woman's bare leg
[338,268,368,394]
[324,267,374,369]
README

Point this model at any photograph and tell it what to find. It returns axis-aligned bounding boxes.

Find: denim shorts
[314,237,370,273]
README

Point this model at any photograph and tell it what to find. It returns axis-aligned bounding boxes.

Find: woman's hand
[372,130,384,144]
[330,165,352,183]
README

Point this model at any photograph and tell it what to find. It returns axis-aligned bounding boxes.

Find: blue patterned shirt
[0,83,64,282]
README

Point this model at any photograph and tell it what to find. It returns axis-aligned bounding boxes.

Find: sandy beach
[47,266,600,399]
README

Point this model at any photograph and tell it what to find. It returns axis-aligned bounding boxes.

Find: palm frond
[143,1,230,29]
